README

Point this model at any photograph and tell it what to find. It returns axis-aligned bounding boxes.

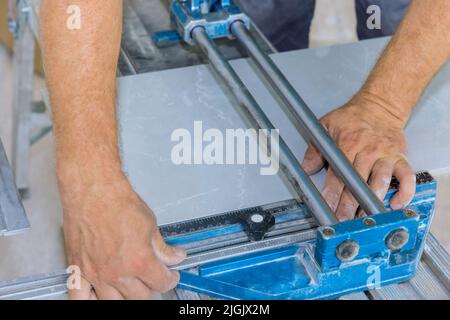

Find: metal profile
[0,138,30,236]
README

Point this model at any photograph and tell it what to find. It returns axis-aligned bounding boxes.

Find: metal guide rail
[0,172,448,300]
[171,172,443,299]
[0,138,30,236]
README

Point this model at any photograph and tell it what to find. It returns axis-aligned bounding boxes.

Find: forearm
[359,0,450,124]
[40,0,123,187]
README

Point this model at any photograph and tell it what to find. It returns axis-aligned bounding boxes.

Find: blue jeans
[237,0,411,51]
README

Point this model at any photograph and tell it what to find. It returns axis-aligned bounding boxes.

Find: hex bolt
[386,228,410,251]
[336,240,360,262]
[322,227,336,238]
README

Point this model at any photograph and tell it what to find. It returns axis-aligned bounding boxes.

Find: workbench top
[117,36,450,225]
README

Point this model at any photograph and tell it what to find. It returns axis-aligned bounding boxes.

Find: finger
[152,230,186,266]
[139,254,180,293]
[368,159,395,202]
[322,169,345,212]
[115,277,154,300]
[356,208,367,219]
[93,283,125,300]
[335,153,376,221]
[302,144,325,175]
[390,159,416,210]
[89,290,98,300]
[68,277,93,300]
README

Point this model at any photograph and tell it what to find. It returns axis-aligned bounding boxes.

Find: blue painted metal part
[152,30,183,47]
[173,173,437,299]
[152,0,250,46]
[315,210,419,269]
[164,205,309,247]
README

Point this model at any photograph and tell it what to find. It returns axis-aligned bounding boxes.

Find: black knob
[240,211,275,241]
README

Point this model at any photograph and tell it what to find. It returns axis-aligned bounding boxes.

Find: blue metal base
[152,1,250,46]
[173,173,436,300]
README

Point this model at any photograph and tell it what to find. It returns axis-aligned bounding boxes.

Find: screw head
[364,218,376,226]
[322,227,336,238]
[386,228,410,251]
[405,209,417,218]
[336,240,360,262]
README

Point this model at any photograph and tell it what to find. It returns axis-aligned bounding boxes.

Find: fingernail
[337,213,351,222]
[336,205,353,222]
[390,200,403,210]
[172,271,180,281]
[375,189,384,201]
[336,203,356,220]
[382,177,391,187]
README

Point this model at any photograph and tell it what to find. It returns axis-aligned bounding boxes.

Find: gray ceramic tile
[118,37,450,225]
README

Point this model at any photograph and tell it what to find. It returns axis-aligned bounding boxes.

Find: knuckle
[341,130,365,145]
[363,144,381,155]
[372,158,387,170]
[115,276,130,288]
[106,273,122,286]
[355,152,375,166]
[129,253,151,274]
[373,160,393,175]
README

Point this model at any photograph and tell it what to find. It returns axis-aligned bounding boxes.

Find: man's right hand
[60,173,186,300]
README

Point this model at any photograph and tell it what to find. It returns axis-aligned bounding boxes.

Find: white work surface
[117,37,450,225]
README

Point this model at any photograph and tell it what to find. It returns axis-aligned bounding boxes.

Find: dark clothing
[236,0,316,51]
[355,0,411,40]
[236,0,411,52]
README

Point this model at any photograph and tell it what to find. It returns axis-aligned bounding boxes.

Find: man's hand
[302,94,415,221]
[61,173,186,300]
[301,0,450,221]
[40,0,186,299]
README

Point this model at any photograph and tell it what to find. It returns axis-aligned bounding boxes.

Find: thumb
[152,230,186,266]
[302,144,325,175]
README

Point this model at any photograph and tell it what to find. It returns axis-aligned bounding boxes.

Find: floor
[0,0,448,287]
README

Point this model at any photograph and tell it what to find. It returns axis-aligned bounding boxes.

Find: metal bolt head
[336,240,360,262]
[364,218,376,226]
[405,209,418,218]
[386,228,410,251]
[322,227,336,238]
